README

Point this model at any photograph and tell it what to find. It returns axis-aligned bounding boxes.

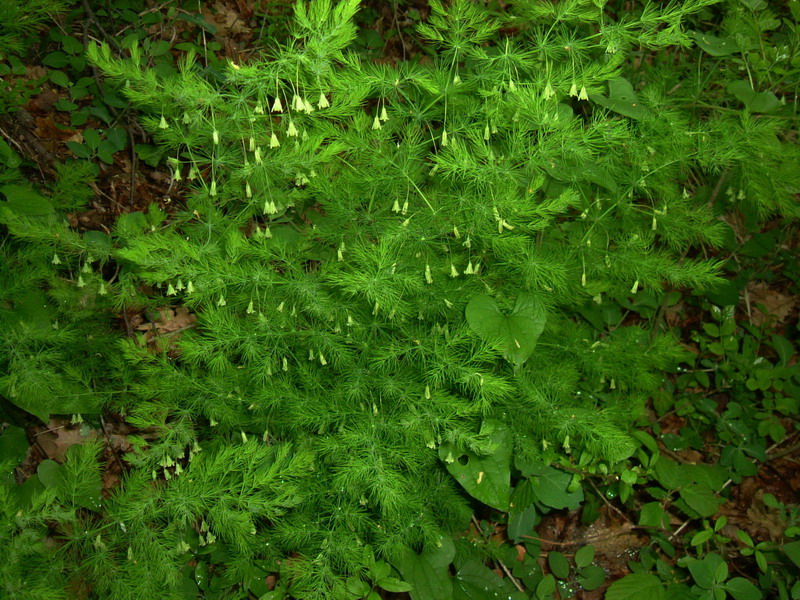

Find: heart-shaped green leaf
[590,77,650,120]
[466,294,546,366]
[439,420,511,510]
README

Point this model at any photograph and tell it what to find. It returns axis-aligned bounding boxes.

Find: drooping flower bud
[271,96,283,112]
[317,93,329,109]
[292,94,303,111]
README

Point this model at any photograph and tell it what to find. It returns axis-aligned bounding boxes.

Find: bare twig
[498,559,525,593]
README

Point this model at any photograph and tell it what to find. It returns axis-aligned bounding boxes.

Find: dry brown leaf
[35,418,98,462]
[745,282,795,326]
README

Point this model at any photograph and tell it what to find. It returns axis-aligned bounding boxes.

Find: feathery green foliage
[2,0,798,598]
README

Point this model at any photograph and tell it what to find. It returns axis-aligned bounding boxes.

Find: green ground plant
[1,1,799,599]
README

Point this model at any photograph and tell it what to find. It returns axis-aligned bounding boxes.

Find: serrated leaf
[465,294,546,366]
[680,484,725,518]
[439,420,511,510]
[605,573,665,600]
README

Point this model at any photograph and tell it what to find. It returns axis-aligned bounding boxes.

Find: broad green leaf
[724,578,761,600]
[84,230,112,253]
[106,127,128,151]
[37,459,64,489]
[43,51,70,68]
[605,573,665,600]
[465,294,546,366]
[727,80,781,114]
[84,129,101,151]
[639,502,670,529]
[0,426,29,467]
[0,139,21,168]
[590,77,650,120]
[536,574,556,598]
[346,577,371,597]
[439,421,511,510]
[548,551,570,579]
[689,31,740,56]
[508,503,537,542]
[688,554,725,589]
[577,565,604,591]
[97,142,115,165]
[376,577,412,593]
[453,560,515,599]
[12,473,45,509]
[528,465,584,510]
[392,537,454,600]
[680,483,725,518]
[67,141,92,158]
[0,184,55,215]
[574,545,595,569]
[49,70,71,87]
[783,541,800,568]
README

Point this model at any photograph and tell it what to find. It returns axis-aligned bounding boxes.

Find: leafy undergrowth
[1,1,800,600]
